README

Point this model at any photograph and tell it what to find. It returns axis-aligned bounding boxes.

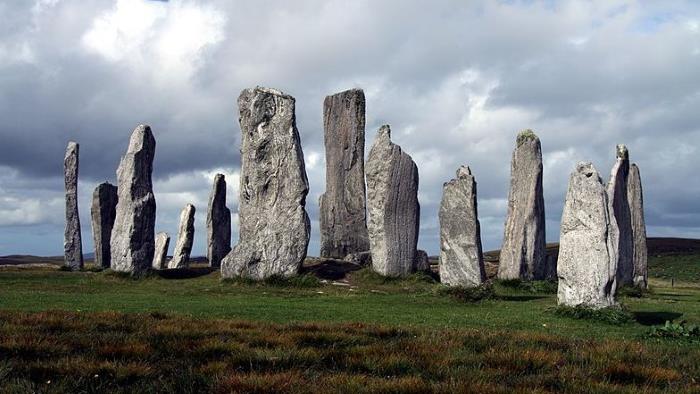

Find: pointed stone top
[128,125,155,153]
[377,124,392,140]
[516,129,539,145]
[616,144,629,160]
[575,161,600,179]
[214,173,225,182]
[65,141,78,158]
[67,141,78,148]
[456,165,473,178]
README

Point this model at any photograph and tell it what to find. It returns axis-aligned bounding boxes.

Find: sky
[0,0,699,257]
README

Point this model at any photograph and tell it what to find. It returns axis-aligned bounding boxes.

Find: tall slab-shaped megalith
[64,141,83,270]
[169,204,196,269]
[221,87,310,280]
[110,125,156,274]
[607,144,633,286]
[207,174,231,268]
[319,89,370,258]
[91,182,118,269]
[366,125,420,277]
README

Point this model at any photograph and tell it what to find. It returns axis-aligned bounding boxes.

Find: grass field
[0,253,698,392]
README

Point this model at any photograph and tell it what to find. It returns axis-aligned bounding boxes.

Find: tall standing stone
[607,145,633,286]
[64,141,83,270]
[110,125,156,274]
[90,182,118,269]
[152,232,170,270]
[169,204,196,269]
[221,87,310,280]
[319,89,370,258]
[366,125,420,277]
[207,174,231,268]
[439,166,487,287]
[557,162,619,308]
[628,163,648,288]
[498,130,546,280]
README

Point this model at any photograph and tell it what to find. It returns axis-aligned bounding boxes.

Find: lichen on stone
[516,129,538,145]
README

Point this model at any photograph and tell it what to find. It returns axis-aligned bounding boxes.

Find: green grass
[648,254,700,283]
[0,255,699,392]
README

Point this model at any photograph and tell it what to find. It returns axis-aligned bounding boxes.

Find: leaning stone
[110,125,157,274]
[607,144,633,286]
[628,163,648,288]
[344,251,372,266]
[221,87,310,280]
[558,162,618,308]
[413,250,430,272]
[169,204,196,269]
[366,125,420,277]
[439,166,487,287]
[152,232,170,270]
[207,174,231,268]
[498,130,546,280]
[319,89,370,258]
[64,141,83,270]
[90,182,118,269]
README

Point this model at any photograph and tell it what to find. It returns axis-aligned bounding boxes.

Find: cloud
[0,0,699,256]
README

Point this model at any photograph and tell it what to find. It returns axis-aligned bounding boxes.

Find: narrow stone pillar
[90,182,117,269]
[64,141,83,270]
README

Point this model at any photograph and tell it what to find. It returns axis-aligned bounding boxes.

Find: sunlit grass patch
[551,304,634,325]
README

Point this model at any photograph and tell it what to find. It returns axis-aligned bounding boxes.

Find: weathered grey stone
[498,130,546,280]
[413,250,430,272]
[110,125,157,274]
[439,166,486,287]
[152,232,170,270]
[628,163,648,288]
[344,251,372,266]
[207,174,231,268]
[64,141,83,270]
[221,87,310,280]
[319,89,370,259]
[366,125,420,277]
[169,204,196,269]
[607,144,633,286]
[90,182,117,269]
[558,162,618,309]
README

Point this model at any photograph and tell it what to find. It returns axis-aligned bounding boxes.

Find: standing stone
[169,204,196,269]
[110,125,156,274]
[498,130,546,281]
[557,162,618,308]
[413,250,430,272]
[366,125,420,277]
[221,87,310,280]
[152,232,170,270]
[628,163,648,288]
[64,141,83,270]
[207,174,231,268]
[319,89,370,258]
[607,145,633,286]
[439,166,487,287]
[90,182,118,269]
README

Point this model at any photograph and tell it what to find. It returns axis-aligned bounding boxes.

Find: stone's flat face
[413,250,430,272]
[366,125,420,277]
[90,182,118,269]
[498,130,547,280]
[319,89,370,259]
[169,204,196,269]
[64,141,83,270]
[439,166,486,287]
[628,164,648,288]
[607,144,633,286]
[221,87,310,280]
[110,125,157,274]
[207,174,231,268]
[557,162,618,309]
[152,232,170,270]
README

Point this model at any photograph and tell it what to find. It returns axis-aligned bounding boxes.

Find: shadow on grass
[496,295,549,302]
[156,267,217,279]
[632,311,683,326]
[301,259,363,280]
